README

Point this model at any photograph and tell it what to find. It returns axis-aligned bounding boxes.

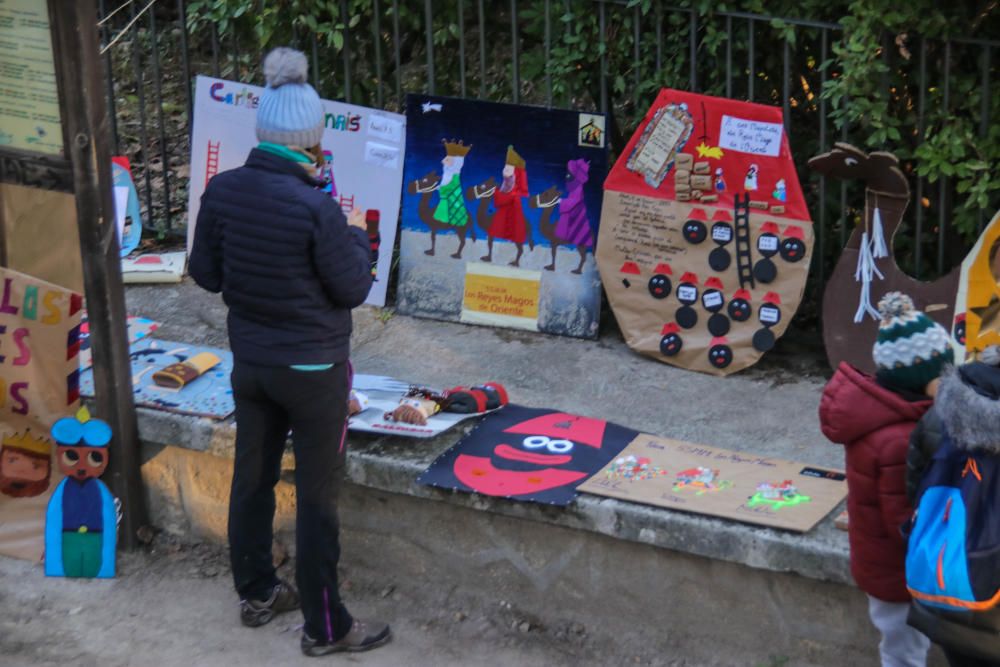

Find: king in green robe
[433,172,469,228]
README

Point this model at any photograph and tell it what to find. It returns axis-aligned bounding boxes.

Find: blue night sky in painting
[400,94,609,247]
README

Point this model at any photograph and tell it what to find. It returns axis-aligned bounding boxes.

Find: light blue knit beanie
[255,47,325,147]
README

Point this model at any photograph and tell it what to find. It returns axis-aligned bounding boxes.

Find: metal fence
[96,0,999,297]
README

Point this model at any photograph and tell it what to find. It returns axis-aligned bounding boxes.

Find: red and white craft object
[597,88,814,375]
[660,322,683,357]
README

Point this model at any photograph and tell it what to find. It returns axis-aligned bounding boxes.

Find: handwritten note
[718,115,783,157]
[367,115,403,144]
[364,142,400,170]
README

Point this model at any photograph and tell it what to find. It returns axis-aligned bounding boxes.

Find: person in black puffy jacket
[189,47,390,657]
[906,347,1000,667]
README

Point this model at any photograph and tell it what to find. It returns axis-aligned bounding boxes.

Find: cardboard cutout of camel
[808,143,965,372]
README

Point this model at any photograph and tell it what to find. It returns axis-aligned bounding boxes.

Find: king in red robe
[482,145,532,266]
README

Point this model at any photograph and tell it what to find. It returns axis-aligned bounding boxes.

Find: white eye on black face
[845,157,858,167]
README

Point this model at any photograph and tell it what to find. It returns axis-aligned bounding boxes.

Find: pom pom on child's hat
[872,291,954,394]
[255,47,325,148]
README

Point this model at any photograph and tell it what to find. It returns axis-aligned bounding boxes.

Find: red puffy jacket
[819,363,932,602]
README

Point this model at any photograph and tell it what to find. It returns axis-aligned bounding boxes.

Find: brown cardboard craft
[599,89,814,376]
[598,192,813,375]
[808,143,961,373]
[0,267,82,561]
[0,183,83,293]
[578,433,847,533]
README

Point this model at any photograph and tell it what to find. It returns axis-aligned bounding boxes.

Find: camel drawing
[527,186,586,274]
[407,171,476,259]
[808,142,961,373]
[465,177,534,267]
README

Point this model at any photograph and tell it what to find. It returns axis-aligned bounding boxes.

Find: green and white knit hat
[873,292,953,393]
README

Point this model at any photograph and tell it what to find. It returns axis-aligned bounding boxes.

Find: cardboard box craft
[675,153,694,169]
[693,161,712,175]
[749,200,769,210]
[690,175,712,190]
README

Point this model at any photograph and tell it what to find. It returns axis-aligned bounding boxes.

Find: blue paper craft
[79,338,234,419]
[45,408,117,579]
[112,159,142,257]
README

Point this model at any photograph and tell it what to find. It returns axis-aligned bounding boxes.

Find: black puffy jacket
[906,363,1000,662]
[189,148,373,365]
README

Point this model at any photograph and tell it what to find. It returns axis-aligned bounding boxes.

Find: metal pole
[49,0,147,550]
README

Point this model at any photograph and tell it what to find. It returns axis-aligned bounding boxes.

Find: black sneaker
[301,619,392,656]
[239,580,300,628]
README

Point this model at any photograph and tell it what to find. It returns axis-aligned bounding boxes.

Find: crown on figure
[442,139,472,157]
[1,429,52,457]
[505,145,526,169]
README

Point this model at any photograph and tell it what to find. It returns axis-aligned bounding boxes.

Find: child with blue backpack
[821,292,953,667]
[906,345,1000,667]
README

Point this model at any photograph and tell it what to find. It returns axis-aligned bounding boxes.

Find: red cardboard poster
[597,89,814,375]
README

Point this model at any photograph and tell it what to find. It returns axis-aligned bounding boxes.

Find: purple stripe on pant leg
[323,586,334,642]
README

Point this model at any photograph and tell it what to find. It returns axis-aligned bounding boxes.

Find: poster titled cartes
[186,76,406,307]
[598,89,814,375]
[397,95,609,339]
[0,267,83,561]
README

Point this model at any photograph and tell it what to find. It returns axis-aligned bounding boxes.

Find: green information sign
[0,0,64,156]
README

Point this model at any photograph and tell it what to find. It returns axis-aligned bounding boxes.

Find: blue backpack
[905,427,1000,612]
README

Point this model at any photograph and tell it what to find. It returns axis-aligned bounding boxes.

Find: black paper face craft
[675,272,700,329]
[660,322,683,357]
[752,292,782,352]
[708,210,734,272]
[647,263,673,300]
[702,277,730,337]
[683,208,708,245]
[754,222,781,284]
[727,289,752,322]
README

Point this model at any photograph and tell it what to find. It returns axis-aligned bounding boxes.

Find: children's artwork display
[45,408,117,578]
[953,209,1000,359]
[80,338,234,419]
[397,95,609,339]
[809,143,963,372]
[0,267,83,561]
[78,314,159,370]
[348,374,502,438]
[186,76,405,307]
[417,406,638,505]
[597,89,814,374]
[121,251,186,284]
[578,434,847,533]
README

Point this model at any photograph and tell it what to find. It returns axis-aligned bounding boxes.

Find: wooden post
[49,0,147,549]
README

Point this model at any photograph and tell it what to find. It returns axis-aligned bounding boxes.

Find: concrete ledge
[136,404,851,588]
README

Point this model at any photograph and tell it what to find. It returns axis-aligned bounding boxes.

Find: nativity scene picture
[397,95,609,339]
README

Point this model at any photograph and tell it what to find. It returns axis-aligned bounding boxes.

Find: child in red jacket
[820,292,953,667]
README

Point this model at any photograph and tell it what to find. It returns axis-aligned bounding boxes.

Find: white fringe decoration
[853,231,883,323]
[871,207,889,259]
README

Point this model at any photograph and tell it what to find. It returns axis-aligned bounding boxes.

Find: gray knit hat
[255,48,325,147]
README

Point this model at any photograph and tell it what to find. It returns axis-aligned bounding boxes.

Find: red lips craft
[418,406,639,505]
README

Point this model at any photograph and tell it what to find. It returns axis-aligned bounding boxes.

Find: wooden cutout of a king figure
[44,407,117,578]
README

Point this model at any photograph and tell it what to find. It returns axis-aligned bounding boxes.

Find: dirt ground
[0,535,709,667]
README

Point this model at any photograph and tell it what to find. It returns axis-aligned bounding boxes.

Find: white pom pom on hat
[255,47,325,147]
[263,47,309,88]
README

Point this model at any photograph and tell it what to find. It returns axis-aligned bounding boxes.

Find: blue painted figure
[44,407,116,578]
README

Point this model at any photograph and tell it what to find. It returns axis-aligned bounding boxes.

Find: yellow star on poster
[696,142,724,159]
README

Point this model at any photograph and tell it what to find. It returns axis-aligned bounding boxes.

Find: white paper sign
[186,76,406,307]
[758,235,779,252]
[368,114,403,143]
[760,306,780,324]
[718,115,783,157]
[364,141,400,169]
[711,225,732,243]
[702,291,723,309]
[677,285,697,302]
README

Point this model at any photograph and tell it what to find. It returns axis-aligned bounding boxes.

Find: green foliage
[175,0,997,275]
